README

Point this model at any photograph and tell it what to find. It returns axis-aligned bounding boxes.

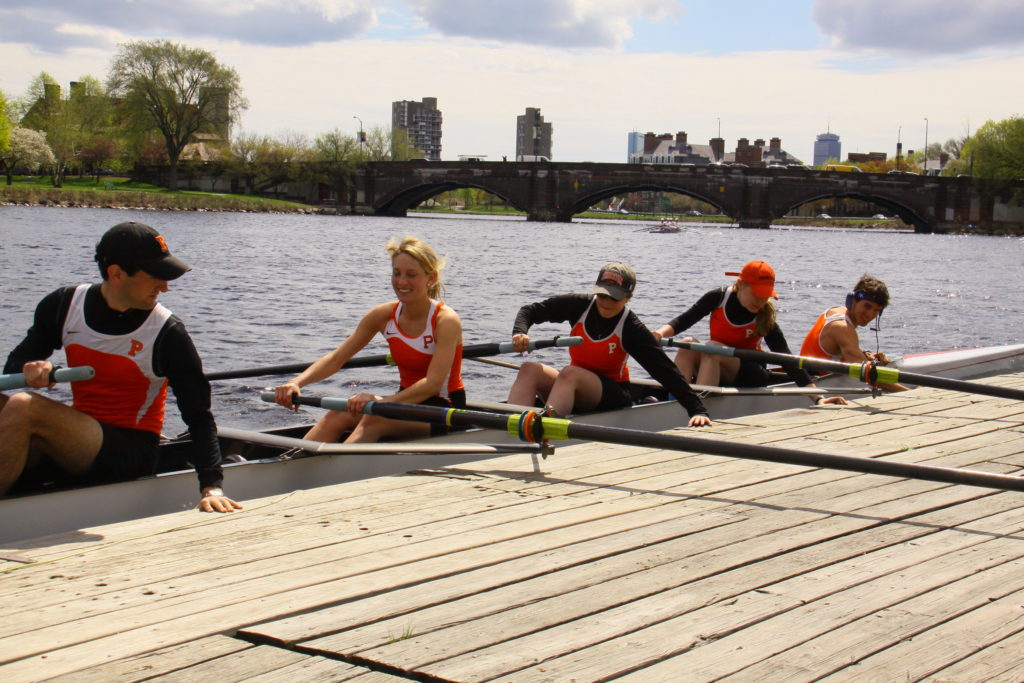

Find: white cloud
[201,37,1021,164]
[0,0,377,52]
[404,0,678,48]
[813,0,1024,54]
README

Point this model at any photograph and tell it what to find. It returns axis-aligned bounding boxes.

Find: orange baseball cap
[726,260,778,298]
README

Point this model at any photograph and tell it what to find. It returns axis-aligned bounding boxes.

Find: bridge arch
[562,183,726,221]
[373,179,525,217]
[770,187,928,231]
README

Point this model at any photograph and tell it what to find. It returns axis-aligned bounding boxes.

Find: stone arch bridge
[350,161,1022,233]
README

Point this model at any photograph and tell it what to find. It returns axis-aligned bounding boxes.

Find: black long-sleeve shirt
[663,286,814,386]
[514,294,708,417]
[5,285,223,490]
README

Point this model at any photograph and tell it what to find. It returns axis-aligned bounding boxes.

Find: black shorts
[592,376,633,412]
[731,359,773,388]
[421,389,467,436]
[88,424,161,483]
[14,423,159,491]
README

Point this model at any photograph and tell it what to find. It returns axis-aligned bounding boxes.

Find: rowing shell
[2,344,1021,545]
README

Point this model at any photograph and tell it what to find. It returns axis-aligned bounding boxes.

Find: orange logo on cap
[154,235,169,253]
[600,271,624,285]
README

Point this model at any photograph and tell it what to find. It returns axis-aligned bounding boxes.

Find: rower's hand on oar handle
[273,381,302,411]
[21,360,57,389]
[347,392,380,416]
[865,350,891,365]
[512,333,531,354]
[816,395,848,406]
[688,414,712,427]
[197,487,243,513]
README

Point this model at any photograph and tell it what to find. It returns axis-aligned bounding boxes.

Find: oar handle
[260,391,349,411]
[0,365,95,391]
[497,336,582,354]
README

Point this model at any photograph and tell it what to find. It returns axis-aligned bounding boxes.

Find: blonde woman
[653,261,844,405]
[273,236,465,442]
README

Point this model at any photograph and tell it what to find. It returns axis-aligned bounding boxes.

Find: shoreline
[2,189,1011,235]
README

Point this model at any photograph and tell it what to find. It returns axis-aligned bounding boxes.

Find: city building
[626,131,644,162]
[516,107,552,160]
[847,152,887,164]
[628,131,802,167]
[392,97,442,161]
[813,132,841,167]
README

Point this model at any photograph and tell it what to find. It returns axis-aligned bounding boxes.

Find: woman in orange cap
[652,261,844,404]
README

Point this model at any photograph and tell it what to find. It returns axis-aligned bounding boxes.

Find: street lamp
[897,125,902,170]
[353,115,365,152]
[923,117,929,175]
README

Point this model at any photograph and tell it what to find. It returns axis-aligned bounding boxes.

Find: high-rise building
[813,132,841,167]
[516,107,552,160]
[392,97,442,161]
[627,131,644,162]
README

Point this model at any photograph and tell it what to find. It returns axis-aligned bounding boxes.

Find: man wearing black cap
[0,222,241,512]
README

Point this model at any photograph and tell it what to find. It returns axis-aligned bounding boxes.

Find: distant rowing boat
[2,344,1021,544]
[638,219,683,233]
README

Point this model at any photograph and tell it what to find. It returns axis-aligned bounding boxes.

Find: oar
[263,394,1024,492]
[207,336,582,381]
[0,365,95,391]
[663,339,1024,402]
[216,426,545,456]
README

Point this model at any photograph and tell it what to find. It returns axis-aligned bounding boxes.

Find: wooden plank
[811,585,1024,681]
[506,519,1024,683]
[251,460,1011,647]
[141,643,311,681]
[922,629,1024,683]
[31,635,252,682]
[297,493,1024,679]
[622,513,1024,682]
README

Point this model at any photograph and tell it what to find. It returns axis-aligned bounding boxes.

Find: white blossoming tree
[0,126,56,185]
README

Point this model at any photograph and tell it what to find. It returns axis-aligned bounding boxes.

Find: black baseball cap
[95,222,191,281]
[593,263,636,301]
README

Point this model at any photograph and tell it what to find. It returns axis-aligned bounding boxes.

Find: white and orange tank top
[383,300,464,396]
[709,288,761,350]
[800,308,853,361]
[61,284,171,435]
[568,297,631,382]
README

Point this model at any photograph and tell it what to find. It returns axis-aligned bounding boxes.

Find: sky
[1,0,1022,164]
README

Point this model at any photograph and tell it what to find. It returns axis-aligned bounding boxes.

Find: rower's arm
[291,304,390,389]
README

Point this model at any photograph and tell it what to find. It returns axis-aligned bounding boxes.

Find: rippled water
[2,206,1022,432]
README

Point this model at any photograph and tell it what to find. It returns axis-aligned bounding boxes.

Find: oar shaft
[209,336,581,381]
[0,366,95,391]
[275,395,1024,493]
[668,340,1024,402]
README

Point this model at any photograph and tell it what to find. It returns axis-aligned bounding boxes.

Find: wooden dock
[2,372,1024,682]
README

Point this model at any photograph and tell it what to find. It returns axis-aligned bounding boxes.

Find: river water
[1,206,1022,432]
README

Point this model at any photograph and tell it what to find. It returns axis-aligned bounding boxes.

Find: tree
[0,90,11,156]
[312,128,359,203]
[107,40,246,190]
[0,126,56,185]
[353,125,421,162]
[961,117,1024,182]
[17,73,114,186]
[227,131,311,194]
